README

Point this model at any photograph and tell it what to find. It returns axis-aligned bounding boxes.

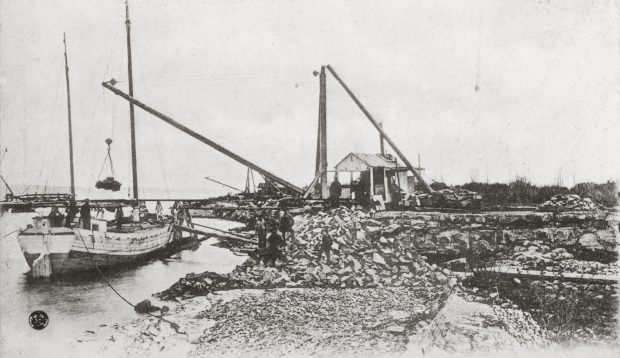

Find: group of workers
[253,209,333,266]
[47,199,90,229]
[253,210,294,266]
[47,199,159,231]
[328,173,405,209]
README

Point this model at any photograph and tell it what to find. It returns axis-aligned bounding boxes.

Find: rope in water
[75,229,184,333]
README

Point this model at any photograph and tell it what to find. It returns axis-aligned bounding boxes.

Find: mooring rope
[1,229,20,239]
[75,229,184,334]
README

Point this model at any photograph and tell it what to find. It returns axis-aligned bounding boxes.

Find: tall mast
[63,33,76,197]
[125,0,139,199]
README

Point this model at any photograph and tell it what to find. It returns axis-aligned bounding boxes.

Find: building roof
[334,152,403,171]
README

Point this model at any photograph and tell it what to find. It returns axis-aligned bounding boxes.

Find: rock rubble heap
[195,287,451,356]
[414,188,482,209]
[539,194,601,211]
[158,207,452,300]
[508,244,619,275]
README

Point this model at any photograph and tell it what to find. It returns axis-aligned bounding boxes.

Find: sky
[1,0,619,199]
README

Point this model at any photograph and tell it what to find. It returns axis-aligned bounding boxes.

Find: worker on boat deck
[255,214,267,249]
[317,228,333,263]
[329,175,342,207]
[132,204,141,223]
[279,210,295,241]
[65,200,78,227]
[155,200,163,220]
[80,199,91,229]
[171,201,179,217]
[266,226,285,266]
[115,203,124,230]
[48,206,64,227]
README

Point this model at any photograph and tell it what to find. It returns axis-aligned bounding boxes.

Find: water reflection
[0,213,247,357]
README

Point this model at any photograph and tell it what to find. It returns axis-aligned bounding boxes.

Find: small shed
[332,152,410,206]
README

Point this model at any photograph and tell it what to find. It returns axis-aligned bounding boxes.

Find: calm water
[0,211,247,357]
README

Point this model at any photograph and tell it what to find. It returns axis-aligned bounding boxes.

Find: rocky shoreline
[77,286,552,357]
[76,206,618,357]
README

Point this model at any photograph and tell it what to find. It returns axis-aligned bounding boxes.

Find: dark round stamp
[29,310,49,330]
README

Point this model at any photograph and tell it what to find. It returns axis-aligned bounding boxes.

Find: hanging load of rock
[95,138,122,192]
[538,194,600,211]
[96,177,122,191]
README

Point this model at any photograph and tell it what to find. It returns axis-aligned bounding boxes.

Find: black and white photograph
[0,0,618,357]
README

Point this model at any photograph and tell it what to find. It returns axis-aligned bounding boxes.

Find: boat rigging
[95,138,122,192]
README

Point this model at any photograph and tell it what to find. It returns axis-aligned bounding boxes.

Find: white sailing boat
[17,2,174,277]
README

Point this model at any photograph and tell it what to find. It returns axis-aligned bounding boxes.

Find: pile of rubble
[414,188,482,209]
[463,275,618,344]
[505,247,619,275]
[195,287,452,356]
[409,294,546,353]
[539,194,600,211]
[158,207,452,300]
[499,228,618,275]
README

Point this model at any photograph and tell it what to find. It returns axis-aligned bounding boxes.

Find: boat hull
[17,224,173,277]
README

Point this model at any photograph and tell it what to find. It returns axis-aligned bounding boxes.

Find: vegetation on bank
[427,178,618,207]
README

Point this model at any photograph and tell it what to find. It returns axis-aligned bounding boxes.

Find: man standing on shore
[269,210,280,233]
[279,210,295,242]
[317,228,333,263]
[267,226,285,266]
[329,175,342,207]
[255,214,267,249]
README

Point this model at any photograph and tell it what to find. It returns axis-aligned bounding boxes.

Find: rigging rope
[96,140,117,180]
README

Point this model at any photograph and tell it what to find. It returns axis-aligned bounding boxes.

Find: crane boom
[325,65,434,193]
[101,81,303,195]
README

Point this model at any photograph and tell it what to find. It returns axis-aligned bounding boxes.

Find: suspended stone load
[95,138,122,192]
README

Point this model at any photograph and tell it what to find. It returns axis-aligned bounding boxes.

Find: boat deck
[106,221,167,233]
[19,227,75,235]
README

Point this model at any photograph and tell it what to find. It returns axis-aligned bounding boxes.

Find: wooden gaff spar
[101,81,303,196]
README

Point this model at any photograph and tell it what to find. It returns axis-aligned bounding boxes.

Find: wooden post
[379,122,385,155]
[349,171,353,200]
[383,168,389,202]
[369,167,374,198]
[317,66,328,198]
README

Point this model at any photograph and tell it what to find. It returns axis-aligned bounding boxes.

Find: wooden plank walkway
[451,267,619,284]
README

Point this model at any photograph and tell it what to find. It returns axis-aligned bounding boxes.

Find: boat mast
[125,0,139,199]
[63,33,76,197]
